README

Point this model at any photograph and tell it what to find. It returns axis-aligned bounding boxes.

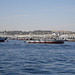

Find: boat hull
[0,37,7,42]
[0,40,5,42]
[27,40,64,44]
[66,40,75,42]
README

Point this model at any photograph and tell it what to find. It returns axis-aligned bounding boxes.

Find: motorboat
[26,38,64,44]
[0,37,7,42]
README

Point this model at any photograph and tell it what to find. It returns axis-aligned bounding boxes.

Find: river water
[0,40,75,75]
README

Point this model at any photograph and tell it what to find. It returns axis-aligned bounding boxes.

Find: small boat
[0,39,5,42]
[0,37,7,42]
[26,38,64,44]
[66,39,75,42]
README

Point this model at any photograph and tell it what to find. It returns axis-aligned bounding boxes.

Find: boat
[0,37,7,42]
[64,37,75,42]
[26,38,64,44]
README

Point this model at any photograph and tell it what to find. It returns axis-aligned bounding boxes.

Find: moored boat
[26,38,64,44]
[0,39,5,42]
[0,37,7,42]
[65,38,75,42]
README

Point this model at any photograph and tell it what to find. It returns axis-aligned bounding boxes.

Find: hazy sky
[0,0,75,31]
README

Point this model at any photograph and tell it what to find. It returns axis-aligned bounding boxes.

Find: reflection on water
[0,40,75,75]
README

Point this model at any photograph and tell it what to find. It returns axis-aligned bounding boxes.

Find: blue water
[0,40,75,75]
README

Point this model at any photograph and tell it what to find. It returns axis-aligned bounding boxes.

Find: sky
[0,0,75,31]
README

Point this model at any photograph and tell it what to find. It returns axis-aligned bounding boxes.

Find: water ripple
[0,40,75,75]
